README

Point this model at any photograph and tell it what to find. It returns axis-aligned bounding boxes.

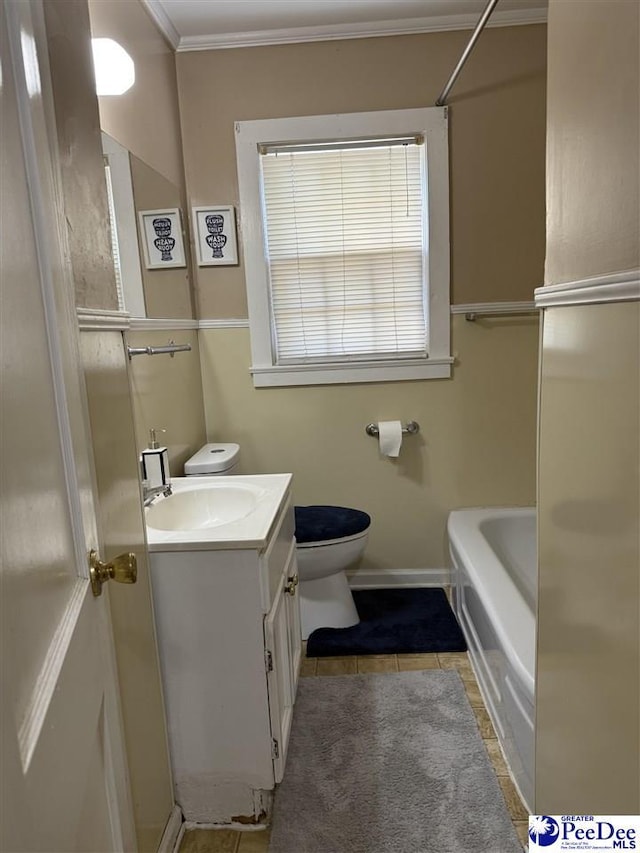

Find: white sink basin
[146,483,263,531]
[145,474,292,552]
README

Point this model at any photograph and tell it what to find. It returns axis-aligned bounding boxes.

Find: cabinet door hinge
[265,649,273,672]
[272,738,280,759]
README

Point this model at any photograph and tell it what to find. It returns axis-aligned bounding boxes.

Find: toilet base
[300,571,360,640]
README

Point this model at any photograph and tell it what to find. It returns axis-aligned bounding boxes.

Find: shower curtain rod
[435,0,500,106]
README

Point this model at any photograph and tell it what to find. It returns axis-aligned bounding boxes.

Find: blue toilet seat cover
[294,505,371,544]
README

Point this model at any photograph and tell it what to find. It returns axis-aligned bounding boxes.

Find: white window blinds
[259,139,428,364]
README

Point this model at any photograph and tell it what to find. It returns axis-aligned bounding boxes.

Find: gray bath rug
[269,671,522,853]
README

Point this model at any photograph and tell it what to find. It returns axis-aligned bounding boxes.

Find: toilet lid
[294,505,371,544]
[184,443,239,474]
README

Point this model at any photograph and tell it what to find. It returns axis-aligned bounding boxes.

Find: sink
[146,483,265,532]
[144,474,293,552]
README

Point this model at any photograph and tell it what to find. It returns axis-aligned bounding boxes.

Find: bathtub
[448,507,536,812]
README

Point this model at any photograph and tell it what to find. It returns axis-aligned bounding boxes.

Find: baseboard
[347,568,450,589]
[157,805,183,853]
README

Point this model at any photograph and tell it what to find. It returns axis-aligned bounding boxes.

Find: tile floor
[179,648,529,853]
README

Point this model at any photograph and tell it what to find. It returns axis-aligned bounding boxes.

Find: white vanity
[146,474,301,824]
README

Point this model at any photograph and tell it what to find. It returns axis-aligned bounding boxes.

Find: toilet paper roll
[378,420,403,458]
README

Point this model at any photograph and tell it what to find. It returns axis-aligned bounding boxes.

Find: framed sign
[138,208,186,269]
[192,205,238,266]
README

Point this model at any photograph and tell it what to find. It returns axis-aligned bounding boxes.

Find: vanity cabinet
[148,491,301,825]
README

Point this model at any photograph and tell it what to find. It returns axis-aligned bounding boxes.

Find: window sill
[249,358,453,387]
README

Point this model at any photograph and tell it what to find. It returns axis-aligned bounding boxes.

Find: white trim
[129,317,198,331]
[158,805,183,853]
[199,318,250,329]
[175,8,547,52]
[347,567,450,589]
[250,358,453,387]
[535,269,640,309]
[101,133,146,317]
[77,308,130,331]
[451,300,537,315]
[139,0,180,50]
[236,107,450,388]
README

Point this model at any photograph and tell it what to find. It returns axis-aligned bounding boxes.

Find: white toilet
[184,444,370,640]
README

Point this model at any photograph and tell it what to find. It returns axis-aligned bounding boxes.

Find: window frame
[235,107,451,387]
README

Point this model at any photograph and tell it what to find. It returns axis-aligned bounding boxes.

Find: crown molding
[176,8,547,52]
[140,0,181,51]
[535,269,640,309]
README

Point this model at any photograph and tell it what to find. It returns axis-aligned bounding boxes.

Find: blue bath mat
[306,588,467,657]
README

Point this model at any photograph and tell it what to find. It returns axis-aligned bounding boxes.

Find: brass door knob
[285,573,299,596]
[89,550,137,597]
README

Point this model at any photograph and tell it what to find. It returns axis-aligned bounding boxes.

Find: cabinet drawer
[261,501,296,612]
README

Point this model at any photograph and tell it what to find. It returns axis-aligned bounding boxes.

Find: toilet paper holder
[365,421,420,437]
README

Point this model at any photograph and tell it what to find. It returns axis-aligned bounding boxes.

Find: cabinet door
[264,571,294,783]
[285,550,302,700]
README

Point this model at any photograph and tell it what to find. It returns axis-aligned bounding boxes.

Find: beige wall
[201,316,538,569]
[536,0,640,812]
[177,25,547,317]
[545,0,640,284]
[44,0,117,310]
[88,0,185,190]
[127,330,207,474]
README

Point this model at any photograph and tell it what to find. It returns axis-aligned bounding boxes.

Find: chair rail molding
[535,269,640,309]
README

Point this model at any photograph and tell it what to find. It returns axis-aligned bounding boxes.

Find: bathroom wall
[126,329,206,474]
[201,317,539,570]
[177,24,546,316]
[536,0,639,812]
[178,24,545,570]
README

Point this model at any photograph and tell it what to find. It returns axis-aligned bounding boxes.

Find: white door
[1,2,136,850]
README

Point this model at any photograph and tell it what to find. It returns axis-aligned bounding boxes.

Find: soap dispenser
[141,428,171,491]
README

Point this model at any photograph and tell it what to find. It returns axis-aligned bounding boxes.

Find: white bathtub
[448,507,536,812]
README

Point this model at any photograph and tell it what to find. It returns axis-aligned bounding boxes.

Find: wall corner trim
[77,308,130,331]
[535,269,640,309]
[139,0,181,50]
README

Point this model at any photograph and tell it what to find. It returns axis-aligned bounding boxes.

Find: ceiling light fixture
[91,38,135,96]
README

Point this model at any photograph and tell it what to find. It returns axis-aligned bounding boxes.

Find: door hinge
[265,649,273,672]
[272,738,280,759]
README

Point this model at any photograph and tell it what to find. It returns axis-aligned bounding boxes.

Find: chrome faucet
[143,482,172,507]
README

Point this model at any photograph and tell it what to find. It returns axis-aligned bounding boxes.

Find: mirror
[102,132,195,320]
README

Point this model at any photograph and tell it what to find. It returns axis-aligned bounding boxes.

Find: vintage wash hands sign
[528,816,639,850]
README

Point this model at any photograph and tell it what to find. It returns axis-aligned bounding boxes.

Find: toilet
[184,444,370,640]
[294,505,370,640]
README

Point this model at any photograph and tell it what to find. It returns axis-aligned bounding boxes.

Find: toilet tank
[184,443,240,476]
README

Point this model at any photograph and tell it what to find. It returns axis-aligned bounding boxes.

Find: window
[236,108,451,386]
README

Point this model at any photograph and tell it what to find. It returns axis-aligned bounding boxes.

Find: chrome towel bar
[127,340,192,359]
[365,421,420,437]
